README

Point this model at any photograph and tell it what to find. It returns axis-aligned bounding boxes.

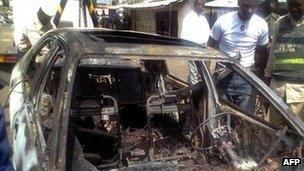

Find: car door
[212,61,304,135]
[11,36,67,170]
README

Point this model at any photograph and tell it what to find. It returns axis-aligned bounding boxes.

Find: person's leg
[268,78,286,124]
[215,66,256,113]
[216,72,234,103]
[289,102,304,121]
[232,74,256,114]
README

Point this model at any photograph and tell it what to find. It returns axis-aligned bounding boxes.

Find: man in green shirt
[265,0,304,124]
[256,0,281,39]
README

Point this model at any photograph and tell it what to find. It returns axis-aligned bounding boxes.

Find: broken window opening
[63,58,303,170]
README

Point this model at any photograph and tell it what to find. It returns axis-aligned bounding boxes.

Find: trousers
[268,78,304,124]
[216,70,256,114]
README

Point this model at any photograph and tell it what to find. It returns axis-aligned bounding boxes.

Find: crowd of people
[181,0,304,124]
[98,10,132,30]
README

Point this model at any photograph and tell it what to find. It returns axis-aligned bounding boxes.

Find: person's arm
[207,36,220,49]
[264,32,277,81]
[17,31,31,56]
[264,43,274,80]
[264,16,283,80]
[255,20,270,80]
[256,43,270,73]
[207,16,223,49]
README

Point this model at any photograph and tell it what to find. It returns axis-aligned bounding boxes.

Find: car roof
[46,28,230,61]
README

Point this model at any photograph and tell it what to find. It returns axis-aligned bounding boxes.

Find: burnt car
[9,28,304,170]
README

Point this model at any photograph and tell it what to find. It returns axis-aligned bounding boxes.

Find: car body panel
[9,28,304,171]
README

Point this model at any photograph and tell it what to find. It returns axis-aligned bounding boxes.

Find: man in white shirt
[208,0,270,114]
[16,2,57,57]
[180,0,210,84]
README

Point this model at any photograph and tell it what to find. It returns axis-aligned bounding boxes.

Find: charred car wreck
[9,29,304,170]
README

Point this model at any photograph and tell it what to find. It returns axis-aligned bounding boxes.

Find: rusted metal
[9,29,304,170]
[146,95,158,160]
[103,44,230,61]
[121,127,210,169]
[77,127,117,139]
[191,111,288,140]
[195,61,219,138]
[101,95,122,166]
[97,161,119,169]
[231,63,304,136]
[253,127,288,171]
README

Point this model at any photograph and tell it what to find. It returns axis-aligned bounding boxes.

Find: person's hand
[264,77,271,85]
[264,71,272,85]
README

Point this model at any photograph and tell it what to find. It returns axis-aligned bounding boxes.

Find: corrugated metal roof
[119,0,181,9]
[205,0,238,8]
